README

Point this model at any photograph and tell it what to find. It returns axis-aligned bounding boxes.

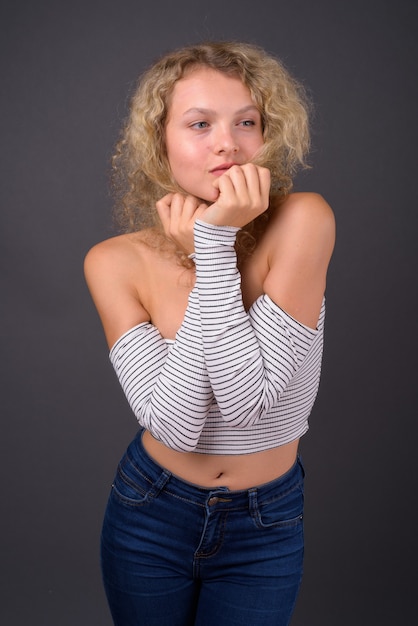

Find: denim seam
[254,480,304,506]
[194,512,228,560]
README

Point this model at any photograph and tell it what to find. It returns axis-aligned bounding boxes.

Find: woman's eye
[240,120,256,127]
[191,121,209,129]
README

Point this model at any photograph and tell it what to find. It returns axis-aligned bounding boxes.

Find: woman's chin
[199,188,219,204]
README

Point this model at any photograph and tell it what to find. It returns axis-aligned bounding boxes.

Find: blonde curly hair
[112,41,311,266]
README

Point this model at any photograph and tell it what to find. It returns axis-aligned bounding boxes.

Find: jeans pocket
[250,483,304,530]
[110,452,169,507]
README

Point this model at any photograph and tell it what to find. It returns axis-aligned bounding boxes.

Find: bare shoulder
[274,192,335,235]
[84,232,146,277]
[84,231,153,348]
[267,192,335,259]
[262,193,335,328]
[84,230,159,298]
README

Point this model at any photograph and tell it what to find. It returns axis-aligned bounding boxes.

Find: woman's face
[165,67,264,203]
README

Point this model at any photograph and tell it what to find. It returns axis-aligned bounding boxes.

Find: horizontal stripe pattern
[109,220,325,454]
[110,287,213,452]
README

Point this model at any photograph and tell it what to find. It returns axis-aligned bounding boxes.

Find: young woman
[85,41,335,626]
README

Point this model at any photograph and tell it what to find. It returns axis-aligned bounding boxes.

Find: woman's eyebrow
[182,104,259,117]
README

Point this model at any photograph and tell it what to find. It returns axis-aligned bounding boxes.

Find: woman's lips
[210,163,238,176]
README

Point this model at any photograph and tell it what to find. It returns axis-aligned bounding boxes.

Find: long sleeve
[109,220,323,453]
[109,286,213,452]
[193,219,321,428]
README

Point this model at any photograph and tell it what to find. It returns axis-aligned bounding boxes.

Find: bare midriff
[142,430,300,490]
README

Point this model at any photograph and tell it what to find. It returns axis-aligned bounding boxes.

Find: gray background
[2,0,417,624]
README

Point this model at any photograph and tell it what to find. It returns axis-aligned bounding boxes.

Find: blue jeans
[101,430,305,626]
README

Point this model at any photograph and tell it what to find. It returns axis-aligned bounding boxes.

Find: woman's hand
[202,163,271,228]
[156,163,270,252]
[156,193,208,255]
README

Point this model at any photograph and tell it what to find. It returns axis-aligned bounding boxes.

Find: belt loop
[248,487,257,515]
[148,469,171,499]
[297,453,305,478]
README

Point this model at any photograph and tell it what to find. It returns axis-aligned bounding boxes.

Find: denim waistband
[126,429,305,509]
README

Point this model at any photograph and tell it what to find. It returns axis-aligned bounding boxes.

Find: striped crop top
[110,220,325,455]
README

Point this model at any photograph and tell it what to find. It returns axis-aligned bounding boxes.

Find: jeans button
[208,496,219,506]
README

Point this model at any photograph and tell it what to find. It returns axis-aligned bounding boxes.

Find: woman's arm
[108,289,213,452]
[156,169,334,429]
[193,192,335,427]
[84,239,213,452]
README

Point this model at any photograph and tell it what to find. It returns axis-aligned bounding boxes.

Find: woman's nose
[213,127,238,154]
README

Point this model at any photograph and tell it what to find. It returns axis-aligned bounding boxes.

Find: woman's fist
[203,163,271,227]
[156,193,208,255]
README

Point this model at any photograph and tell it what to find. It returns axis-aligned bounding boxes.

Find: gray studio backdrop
[2,0,417,624]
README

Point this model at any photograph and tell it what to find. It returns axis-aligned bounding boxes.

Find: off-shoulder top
[109,221,325,455]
